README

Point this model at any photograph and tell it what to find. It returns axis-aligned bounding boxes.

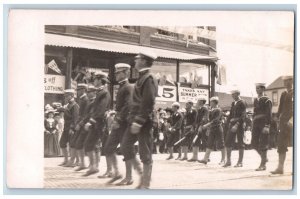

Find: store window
[179,62,209,88]
[151,60,177,86]
[44,46,67,107]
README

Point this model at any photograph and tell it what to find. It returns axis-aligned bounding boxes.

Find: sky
[214,12,294,97]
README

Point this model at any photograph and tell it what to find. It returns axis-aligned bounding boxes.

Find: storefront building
[44,26,218,109]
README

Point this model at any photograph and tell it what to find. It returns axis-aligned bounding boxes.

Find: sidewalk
[44,148,293,190]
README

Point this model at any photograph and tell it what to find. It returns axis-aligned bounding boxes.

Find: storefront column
[210,63,215,97]
[108,58,115,109]
[65,48,73,89]
[176,60,180,102]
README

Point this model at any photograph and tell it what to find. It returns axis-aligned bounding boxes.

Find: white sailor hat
[230,88,240,94]
[135,50,157,60]
[87,85,97,92]
[94,71,110,83]
[114,63,131,73]
[64,89,76,94]
[255,83,266,87]
[198,97,207,101]
[186,99,194,104]
[77,83,88,90]
[172,102,180,108]
[210,96,219,102]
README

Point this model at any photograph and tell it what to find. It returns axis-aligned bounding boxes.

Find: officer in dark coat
[223,88,247,168]
[252,83,272,171]
[83,72,111,176]
[58,89,80,166]
[63,84,89,168]
[74,85,97,171]
[188,97,209,162]
[166,102,183,160]
[102,63,134,185]
[271,76,293,174]
[180,100,197,161]
[121,51,158,189]
[71,84,93,171]
[199,96,226,165]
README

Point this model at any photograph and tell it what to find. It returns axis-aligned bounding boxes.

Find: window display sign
[156,85,177,102]
[44,74,65,94]
[178,87,209,103]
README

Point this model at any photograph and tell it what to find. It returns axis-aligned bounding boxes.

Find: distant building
[215,92,254,112]
[265,75,292,113]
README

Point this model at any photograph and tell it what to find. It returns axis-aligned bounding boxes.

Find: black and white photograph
[7,10,295,191]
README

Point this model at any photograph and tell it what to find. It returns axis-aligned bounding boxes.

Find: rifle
[173,130,193,146]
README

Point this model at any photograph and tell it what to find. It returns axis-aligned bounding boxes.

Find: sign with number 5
[156,85,177,102]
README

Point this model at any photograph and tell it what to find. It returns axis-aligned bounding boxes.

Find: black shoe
[270,169,283,175]
[219,160,226,165]
[198,159,208,165]
[106,174,123,184]
[116,178,134,186]
[74,166,87,171]
[58,161,68,166]
[255,166,266,171]
[234,162,243,168]
[166,156,173,160]
[187,159,197,162]
[97,172,114,179]
[180,157,187,161]
[175,156,181,160]
[82,169,99,176]
[222,162,231,167]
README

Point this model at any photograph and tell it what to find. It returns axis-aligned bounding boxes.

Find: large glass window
[44,46,67,107]
[151,60,177,86]
[179,62,209,88]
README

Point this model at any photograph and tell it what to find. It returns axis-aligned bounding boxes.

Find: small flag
[47,60,62,74]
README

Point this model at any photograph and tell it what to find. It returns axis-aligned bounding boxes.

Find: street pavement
[44,147,293,190]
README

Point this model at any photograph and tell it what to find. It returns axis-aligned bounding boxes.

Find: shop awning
[45,33,218,62]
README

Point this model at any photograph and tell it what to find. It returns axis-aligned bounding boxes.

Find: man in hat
[223,88,247,167]
[180,100,197,161]
[64,83,89,168]
[166,102,183,160]
[271,76,293,175]
[74,85,97,171]
[188,97,209,162]
[58,89,80,166]
[199,96,226,165]
[121,51,158,189]
[82,72,111,176]
[252,83,272,171]
[101,63,134,186]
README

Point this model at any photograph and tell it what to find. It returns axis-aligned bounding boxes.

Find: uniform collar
[80,93,87,99]
[118,79,128,85]
[139,68,151,73]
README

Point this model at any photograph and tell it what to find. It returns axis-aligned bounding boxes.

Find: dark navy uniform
[194,106,209,149]
[181,108,197,147]
[225,99,247,149]
[67,93,89,150]
[167,111,183,147]
[59,100,79,148]
[84,87,111,152]
[104,80,133,155]
[207,107,224,150]
[121,70,158,164]
[277,89,293,153]
[251,96,272,151]
[74,94,92,150]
